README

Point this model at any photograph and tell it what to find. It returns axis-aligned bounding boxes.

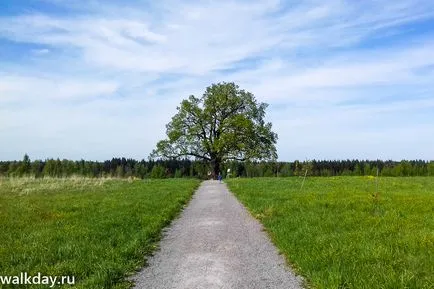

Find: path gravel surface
[132,180,303,289]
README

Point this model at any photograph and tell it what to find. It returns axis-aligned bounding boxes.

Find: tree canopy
[150,82,278,176]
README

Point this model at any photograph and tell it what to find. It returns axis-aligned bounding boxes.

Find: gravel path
[132,180,303,289]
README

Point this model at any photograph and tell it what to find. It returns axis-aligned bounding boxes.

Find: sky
[0,0,433,162]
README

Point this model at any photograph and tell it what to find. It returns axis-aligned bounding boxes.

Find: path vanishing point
[132,180,303,289]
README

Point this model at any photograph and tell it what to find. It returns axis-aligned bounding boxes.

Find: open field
[227,177,434,289]
[0,178,200,288]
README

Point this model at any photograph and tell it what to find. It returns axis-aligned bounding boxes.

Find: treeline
[0,155,205,179]
[231,159,434,177]
[1,155,433,178]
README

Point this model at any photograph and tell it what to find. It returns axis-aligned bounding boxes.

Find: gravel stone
[132,180,304,289]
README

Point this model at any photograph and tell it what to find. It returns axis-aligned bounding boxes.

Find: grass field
[0,178,200,289]
[227,177,434,289]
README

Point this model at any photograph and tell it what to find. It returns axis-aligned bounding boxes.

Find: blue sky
[1,0,433,161]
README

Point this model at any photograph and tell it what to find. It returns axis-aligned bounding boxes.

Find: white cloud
[0,75,119,102]
[0,0,433,160]
[31,48,50,55]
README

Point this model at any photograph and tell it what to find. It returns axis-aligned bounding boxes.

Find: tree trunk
[212,158,221,179]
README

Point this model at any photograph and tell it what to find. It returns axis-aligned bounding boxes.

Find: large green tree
[151,82,278,177]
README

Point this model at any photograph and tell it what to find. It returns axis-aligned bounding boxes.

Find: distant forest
[1,154,433,179]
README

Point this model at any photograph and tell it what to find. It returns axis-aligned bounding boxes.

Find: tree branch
[223,156,247,161]
[173,152,212,161]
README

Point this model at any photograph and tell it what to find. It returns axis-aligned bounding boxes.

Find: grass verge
[0,178,200,288]
[227,177,433,289]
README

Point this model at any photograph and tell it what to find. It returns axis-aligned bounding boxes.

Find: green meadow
[227,177,434,289]
[0,178,200,288]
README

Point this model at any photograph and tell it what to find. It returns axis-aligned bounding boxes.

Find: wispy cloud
[31,48,50,55]
[0,75,119,103]
[0,0,433,160]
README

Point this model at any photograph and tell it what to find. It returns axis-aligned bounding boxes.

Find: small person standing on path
[217,172,223,183]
